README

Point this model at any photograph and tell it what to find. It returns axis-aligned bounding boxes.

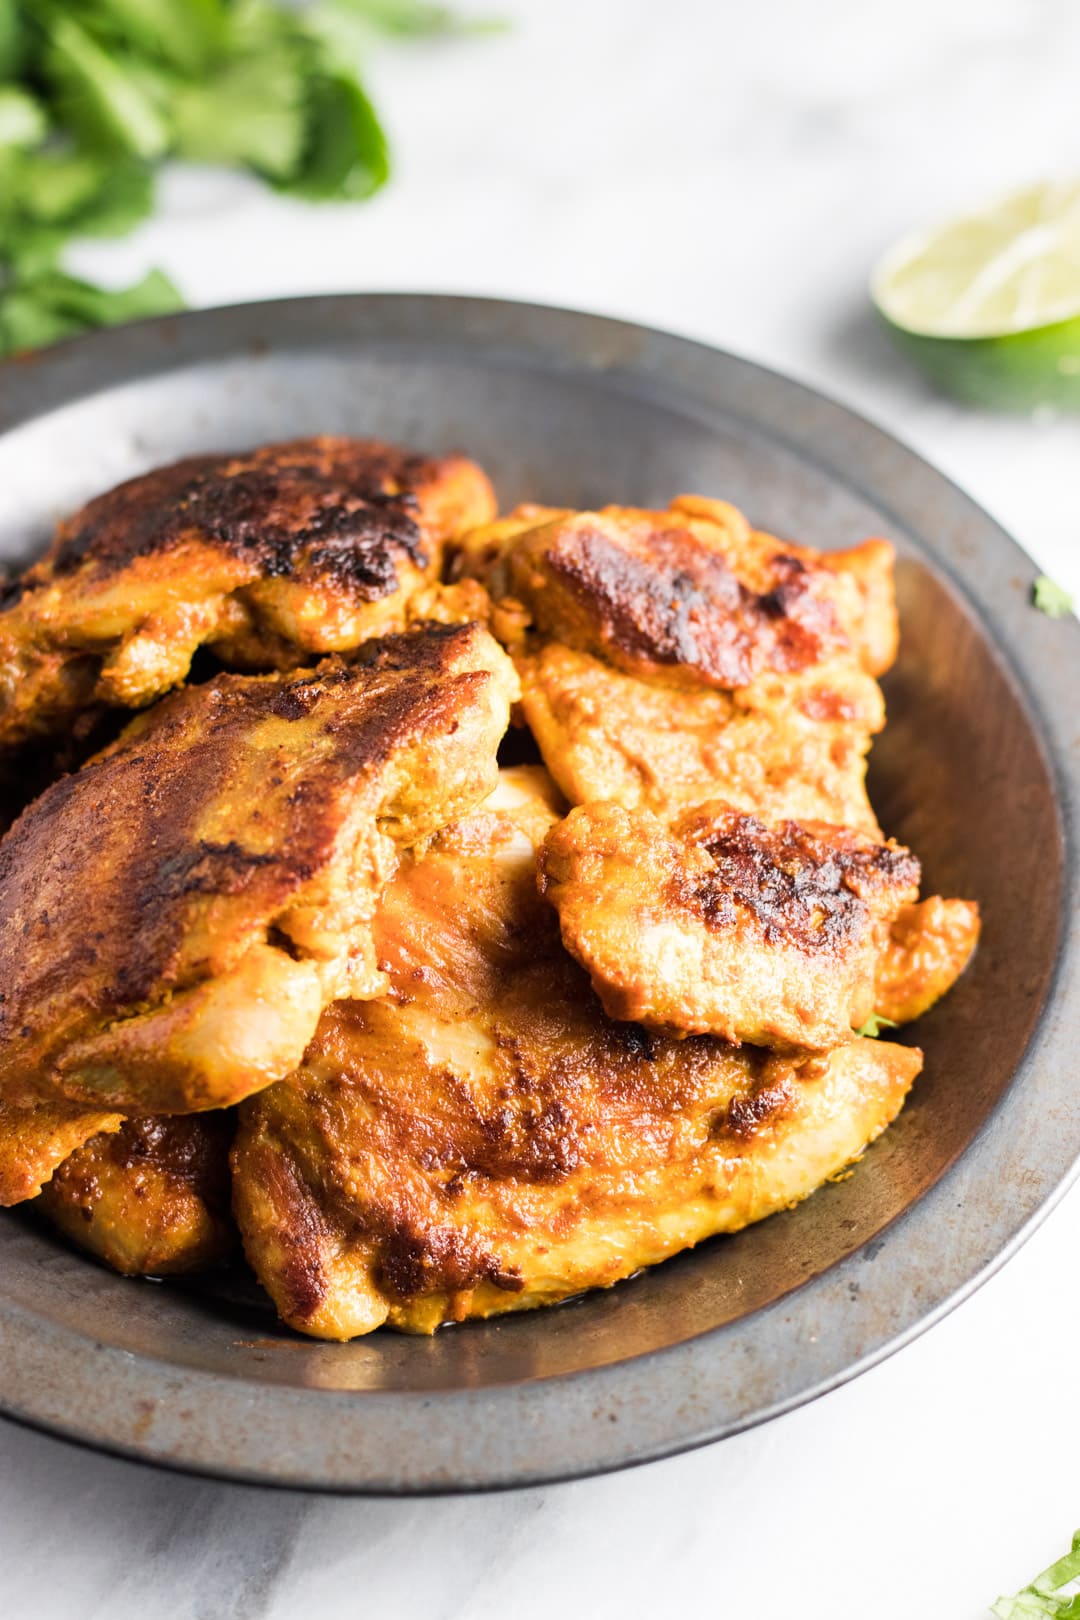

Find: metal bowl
[0,295,1075,1492]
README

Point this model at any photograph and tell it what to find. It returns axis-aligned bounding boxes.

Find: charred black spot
[107,1114,233,1205]
[152,839,281,902]
[716,1079,795,1140]
[675,812,919,953]
[613,1022,660,1061]
[376,1220,522,1300]
[544,526,845,688]
[47,441,435,601]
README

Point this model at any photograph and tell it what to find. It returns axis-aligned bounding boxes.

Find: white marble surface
[5,1,1080,1614]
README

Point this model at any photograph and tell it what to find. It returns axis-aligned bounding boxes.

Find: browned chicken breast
[0,1096,123,1206]
[0,436,495,762]
[38,1115,234,1275]
[0,623,516,1116]
[462,497,897,680]
[232,768,922,1340]
[514,642,884,831]
[876,896,981,1024]
[452,497,896,830]
[540,801,922,1049]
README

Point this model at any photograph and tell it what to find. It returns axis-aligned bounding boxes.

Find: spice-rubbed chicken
[461,496,897,679]
[875,896,982,1025]
[0,623,517,1116]
[539,801,923,1049]
[0,1095,123,1206]
[0,434,979,1344]
[38,1114,235,1276]
[541,804,979,1049]
[453,497,896,831]
[232,769,922,1340]
[0,436,495,763]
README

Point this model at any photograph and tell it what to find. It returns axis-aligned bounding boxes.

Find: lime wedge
[872,179,1080,409]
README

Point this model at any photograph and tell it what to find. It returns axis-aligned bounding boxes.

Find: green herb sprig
[855,1012,898,1039]
[993,1530,1080,1617]
[0,0,499,356]
[1033,575,1075,620]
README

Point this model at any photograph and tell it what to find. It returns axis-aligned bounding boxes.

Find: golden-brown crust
[539,801,920,1049]
[37,1113,235,1275]
[875,896,981,1024]
[817,537,900,678]
[455,499,893,828]
[236,982,922,1341]
[0,437,496,760]
[232,771,924,1339]
[0,450,961,1340]
[518,642,885,830]
[456,497,899,685]
[0,623,517,1113]
[44,440,445,596]
[0,1096,123,1206]
[512,515,846,688]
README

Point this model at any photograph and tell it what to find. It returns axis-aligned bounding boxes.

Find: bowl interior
[0,329,1060,1398]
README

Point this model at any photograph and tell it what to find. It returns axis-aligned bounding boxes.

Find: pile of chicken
[0,437,979,1339]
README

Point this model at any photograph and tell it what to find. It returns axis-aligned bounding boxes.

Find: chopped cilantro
[992,1530,1080,1617]
[0,0,499,355]
[1033,575,1075,620]
[855,1013,899,1038]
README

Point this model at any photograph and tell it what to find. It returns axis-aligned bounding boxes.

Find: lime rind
[881,310,1080,411]
[873,178,1080,409]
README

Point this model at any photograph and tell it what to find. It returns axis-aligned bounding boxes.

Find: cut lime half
[872,179,1080,410]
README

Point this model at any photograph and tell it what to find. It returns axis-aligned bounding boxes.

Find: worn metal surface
[0,295,1075,1492]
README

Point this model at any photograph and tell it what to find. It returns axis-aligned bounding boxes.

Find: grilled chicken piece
[37,1115,234,1275]
[0,437,495,762]
[517,642,884,831]
[460,496,897,679]
[453,498,895,831]
[0,623,516,1116]
[0,1096,123,1206]
[875,896,981,1024]
[232,768,922,1340]
[540,802,921,1049]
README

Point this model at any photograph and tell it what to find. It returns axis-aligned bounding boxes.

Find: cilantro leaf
[0,85,46,148]
[43,13,170,160]
[333,0,506,36]
[171,44,309,179]
[282,71,389,201]
[855,1013,898,1038]
[66,160,156,238]
[0,142,153,238]
[992,1531,1080,1617]
[0,286,83,354]
[5,226,67,278]
[0,0,496,355]
[0,0,29,81]
[79,0,228,75]
[1033,575,1074,620]
[17,149,107,222]
[0,267,183,358]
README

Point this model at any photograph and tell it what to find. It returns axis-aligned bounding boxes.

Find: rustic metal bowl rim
[0,292,1076,1493]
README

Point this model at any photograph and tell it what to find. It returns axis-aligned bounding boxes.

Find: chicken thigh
[0,1096,123,1206]
[539,801,922,1048]
[452,496,897,831]
[232,768,921,1339]
[0,623,516,1115]
[38,1114,234,1275]
[0,437,495,762]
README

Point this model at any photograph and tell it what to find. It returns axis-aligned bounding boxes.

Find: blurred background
[3,3,1079,1617]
